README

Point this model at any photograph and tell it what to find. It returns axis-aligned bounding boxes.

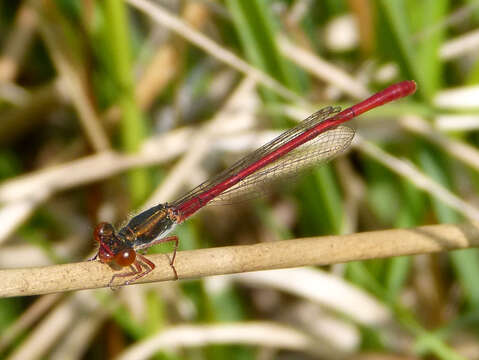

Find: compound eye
[98,248,114,263]
[115,249,136,267]
[94,222,114,242]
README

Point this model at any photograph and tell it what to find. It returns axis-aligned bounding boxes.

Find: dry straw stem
[36,4,110,151]
[277,36,370,99]
[355,137,479,222]
[2,222,479,298]
[127,0,305,105]
[116,322,332,360]
[0,293,62,352]
[399,115,479,172]
[0,3,37,82]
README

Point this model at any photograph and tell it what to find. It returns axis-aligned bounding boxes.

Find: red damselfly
[92,80,417,287]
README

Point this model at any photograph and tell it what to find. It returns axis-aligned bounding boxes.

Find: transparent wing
[209,125,355,204]
[171,106,343,208]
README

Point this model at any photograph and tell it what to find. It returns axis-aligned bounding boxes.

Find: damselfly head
[93,222,138,267]
[94,222,115,263]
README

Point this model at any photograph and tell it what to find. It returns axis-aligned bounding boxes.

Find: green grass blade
[103,0,150,206]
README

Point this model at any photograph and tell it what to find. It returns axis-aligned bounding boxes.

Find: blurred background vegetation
[1,0,479,359]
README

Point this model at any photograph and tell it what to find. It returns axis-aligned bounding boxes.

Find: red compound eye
[98,248,114,263]
[115,249,136,267]
[94,222,114,242]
